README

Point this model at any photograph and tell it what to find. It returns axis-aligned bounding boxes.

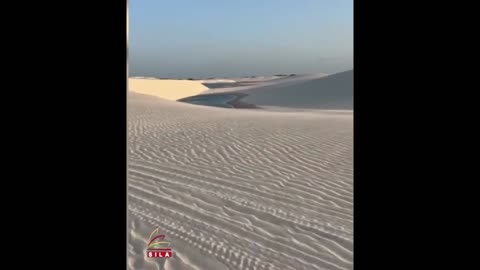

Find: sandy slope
[201,71,352,110]
[128,90,353,270]
[129,78,209,101]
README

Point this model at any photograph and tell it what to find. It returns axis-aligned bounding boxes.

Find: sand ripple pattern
[128,93,353,270]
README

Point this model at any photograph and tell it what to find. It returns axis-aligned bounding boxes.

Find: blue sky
[129,0,353,78]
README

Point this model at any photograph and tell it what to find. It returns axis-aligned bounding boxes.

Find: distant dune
[130,76,159,80]
[129,78,208,101]
[197,79,237,83]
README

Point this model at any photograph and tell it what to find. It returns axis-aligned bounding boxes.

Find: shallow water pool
[179,94,236,108]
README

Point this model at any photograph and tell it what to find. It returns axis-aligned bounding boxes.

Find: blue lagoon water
[180,94,236,108]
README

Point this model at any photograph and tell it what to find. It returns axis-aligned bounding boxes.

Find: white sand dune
[128,83,353,269]
[129,78,209,101]
[229,75,298,83]
[201,71,352,110]
[198,75,304,86]
[130,76,160,80]
[198,75,289,84]
[205,74,328,93]
[197,79,237,83]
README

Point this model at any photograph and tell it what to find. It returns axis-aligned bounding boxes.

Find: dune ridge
[197,71,352,110]
[129,78,209,101]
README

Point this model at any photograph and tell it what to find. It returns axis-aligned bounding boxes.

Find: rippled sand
[128,71,353,269]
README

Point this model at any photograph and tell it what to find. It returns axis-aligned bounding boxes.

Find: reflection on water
[179,94,236,108]
[202,83,238,89]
